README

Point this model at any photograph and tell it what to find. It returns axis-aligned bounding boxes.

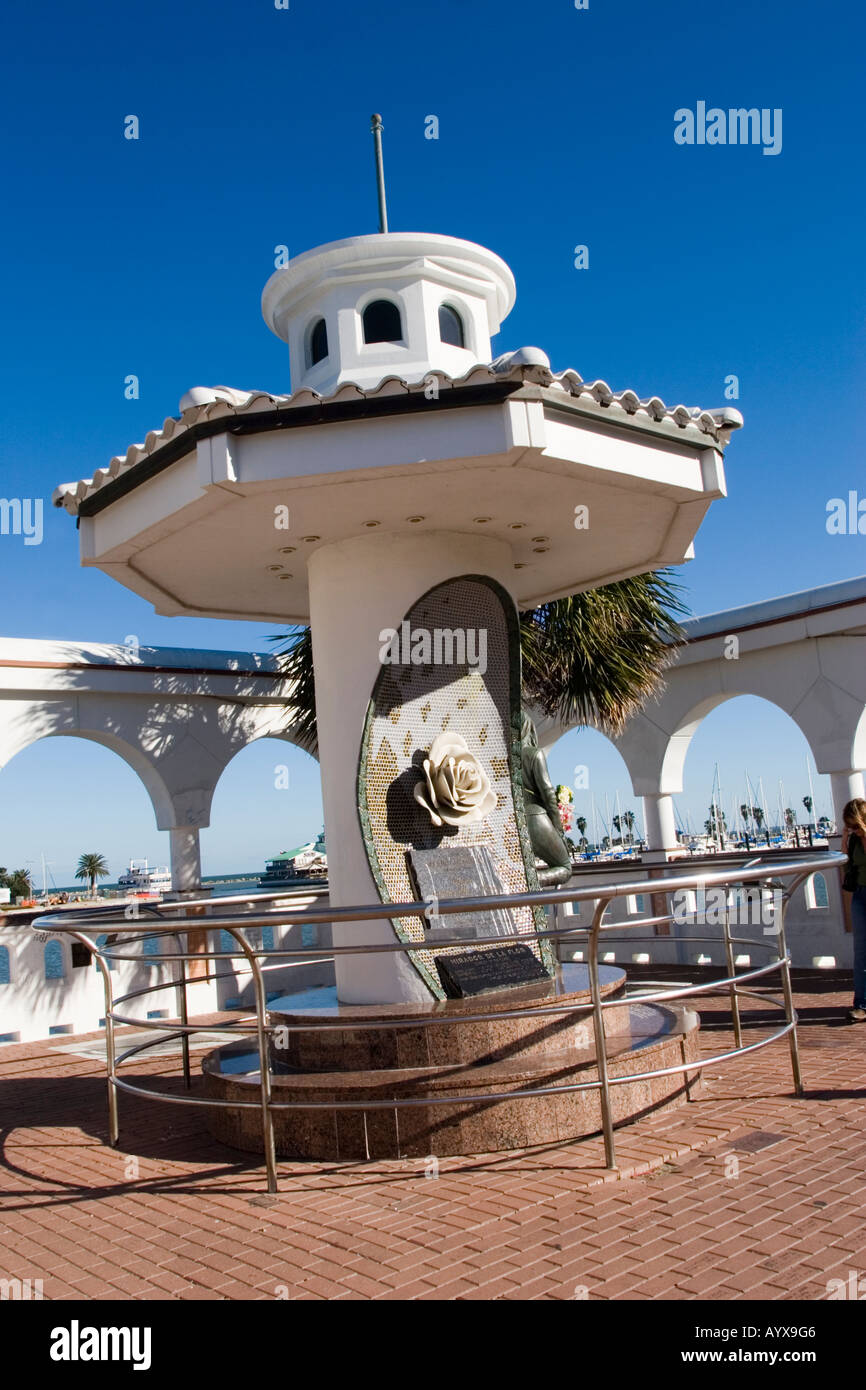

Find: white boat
[117,859,172,897]
[259,831,327,886]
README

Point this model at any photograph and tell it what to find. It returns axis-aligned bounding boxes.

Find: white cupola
[261,232,516,396]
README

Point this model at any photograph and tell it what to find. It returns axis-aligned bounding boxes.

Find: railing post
[588,897,617,1171]
[777,879,807,1098]
[722,888,743,1049]
[173,930,192,1090]
[67,928,120,1146]
[225,926,279,1194]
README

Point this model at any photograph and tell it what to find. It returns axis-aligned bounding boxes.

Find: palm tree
[2,868,32,900]
[612,814,622,845]
[622,810,636,846]
[803,795,813,827]
[784,808,797,832]
[75,853,110,897]
[706,805,727,846]
[739,802,753,847]
[273,571,688,755]
[752,806,769,847]
[575,815,587,846]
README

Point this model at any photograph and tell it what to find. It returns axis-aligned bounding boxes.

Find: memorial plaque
[435,943,551,998]
[409,846,516,943]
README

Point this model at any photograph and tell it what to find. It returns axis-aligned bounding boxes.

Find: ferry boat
[117,859,172,897]
[259,831,327,887]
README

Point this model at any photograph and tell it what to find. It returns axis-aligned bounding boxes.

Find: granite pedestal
[202,964,703,1160]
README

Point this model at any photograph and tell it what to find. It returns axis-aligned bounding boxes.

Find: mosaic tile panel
[357,574,553,998]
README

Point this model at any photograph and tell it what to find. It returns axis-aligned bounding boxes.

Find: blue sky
[0,0,862,881]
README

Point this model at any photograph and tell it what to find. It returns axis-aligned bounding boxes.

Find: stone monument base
[202,965,702,1161]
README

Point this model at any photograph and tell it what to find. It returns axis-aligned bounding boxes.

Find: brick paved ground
[1,977,864,1301]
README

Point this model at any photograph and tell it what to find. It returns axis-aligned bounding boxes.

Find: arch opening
[675,694,832,847]
[543,725,645,855]
[0,733,171,901]
[205,736,323,885]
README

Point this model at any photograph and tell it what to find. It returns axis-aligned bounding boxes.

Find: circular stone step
[201,994,702,1160]
[265,963,628,1073]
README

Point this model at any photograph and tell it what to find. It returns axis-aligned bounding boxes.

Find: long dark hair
[843,799,866,845]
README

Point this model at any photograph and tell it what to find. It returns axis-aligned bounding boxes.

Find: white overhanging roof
[53,356,743,516]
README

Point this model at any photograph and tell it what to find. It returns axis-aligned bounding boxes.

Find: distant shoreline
[28,873,268,896]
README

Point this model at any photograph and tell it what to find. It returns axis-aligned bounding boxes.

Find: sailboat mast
[709,762,720,851]
[745,768,757,839]
[756,775,768,844]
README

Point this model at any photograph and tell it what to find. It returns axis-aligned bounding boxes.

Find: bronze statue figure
[519,711,572,887]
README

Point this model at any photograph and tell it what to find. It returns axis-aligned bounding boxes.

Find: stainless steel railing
[30,853,845,1192]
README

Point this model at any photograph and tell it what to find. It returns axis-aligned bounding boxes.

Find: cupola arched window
[438,304,465,348]
[307,317,329,367]
[363,299,403,345]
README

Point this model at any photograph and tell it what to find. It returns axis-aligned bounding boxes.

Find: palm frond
[269,626,318,756]
[519,571,687,735]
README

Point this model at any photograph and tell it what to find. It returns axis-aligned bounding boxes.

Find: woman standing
[841,798,866,1023]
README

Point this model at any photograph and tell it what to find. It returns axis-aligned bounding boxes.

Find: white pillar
[308,529,518,1005]
[169,826,202,893]
[642,792,680,855]
[829,770,865,846]
[168,825,215,987]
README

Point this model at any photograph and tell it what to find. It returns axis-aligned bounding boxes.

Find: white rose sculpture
[413,732,497,828]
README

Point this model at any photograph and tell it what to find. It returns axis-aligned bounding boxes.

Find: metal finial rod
[370,113,389,234]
